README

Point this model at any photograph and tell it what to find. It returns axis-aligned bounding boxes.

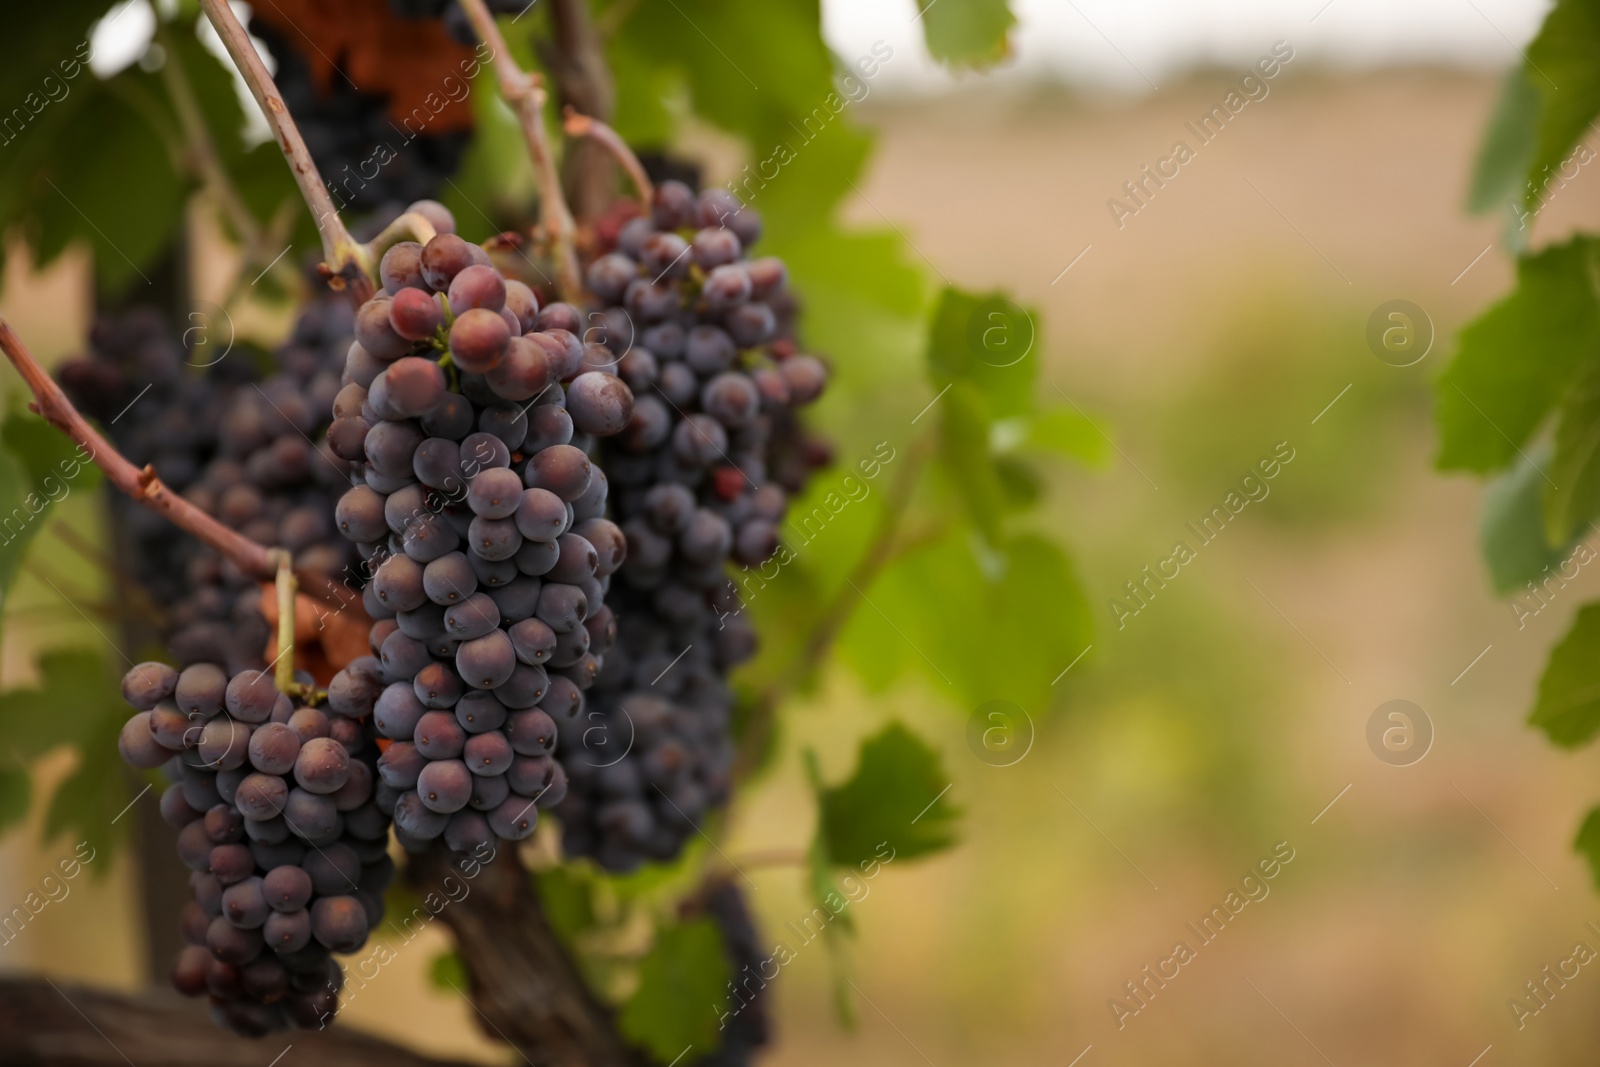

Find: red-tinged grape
[693,228,742,270]
[456,630,516,689]
[389,287,442,341]
[529,330,585,381]
[420,233,477,291]
[407,199,456,236]
[781,355,827,404]
[652,180,695,230]
[587,253,637,303]
[486,336,552,401]
[386,356,446,415]
[449,308,511,374]
[504,280,539,333]
[423,551,477,605]
[447,263,507,314]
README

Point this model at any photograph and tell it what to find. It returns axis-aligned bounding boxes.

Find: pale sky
[821,0,1550,92]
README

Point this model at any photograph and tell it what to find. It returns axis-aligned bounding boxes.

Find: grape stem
[274,554,297,696]
[363,211,440,270]
[562,109,653,211]
[456,0,582,301]
[0,319,350,610]
[194,0,374,305]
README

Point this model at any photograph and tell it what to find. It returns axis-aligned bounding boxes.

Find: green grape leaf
[617,917,730,1062]
[1468,65,1541,216]
[938,382,1008,541]
[842,530,1092,712]
[534,865,597,945]
[0,647,122,761]
[1480,443,1582,597]
[1547,360,1600,544]
[0,0,103,121]
[427,951,467,991]
[926,286,1037,420]
[1523,0,1600,210]
[44,701,132,868]
[921,0,1017,70]
[1,407,100,494]
[1436,237,1600,474]
[0,761,30,836]
[1575,806,1600,893]
[1009,406,1113,467]
[1529,602,1600,748]
[815,722,959,868]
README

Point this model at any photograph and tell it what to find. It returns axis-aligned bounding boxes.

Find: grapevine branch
[546,0,618,221]
[194,0,374,303]
[0,320,355,618]
[563,109,653,210]
[457,0,582,300]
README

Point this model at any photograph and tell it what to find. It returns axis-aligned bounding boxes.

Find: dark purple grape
[781,355,827,404]
[463,731,514,776]
[444,592,501,640]
[535,581,588,633]
[460,431,511,474]
[703,372,760,427]
[526,445,592,502]
[414,710,466,760]
[422,391,475,439]
[377,741,425,789]
[507,709,557,757]
[123,662,179,710]
[469,772,511,812]
[693,228,742,270]
[234,773,288,821]
[286,707,330,742]
[356,298,410,361]
[468,467,525,519]
[207,915,264,965]
[487,795,538,840]
[726,303,776,347]
[456,630,516,689]
[423,551,478,605]
[414,661,465,708]
[263,909,312,954]
[510,618,557,665]
[531,330,586,381]
[703,264,753,314]
[222,877,269,929]
[444,810,495,854]
[652,181,695,229]
[417,759,473,813]
[566,372,634,437]
[587,253,637,303]
[386,356,446,416]
[247,722,300,776]
[548,534,598,584]
[364,420,424,479]
[310,896,369,952]
[294,737,351,795]
[504,280,539,332]
[673,415,728,466]
[373,552,426,612]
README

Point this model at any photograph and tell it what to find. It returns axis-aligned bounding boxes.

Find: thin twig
[563,109,652,210]
[458,0,582,300]
[195,0,373,304]
[274,555,297,694]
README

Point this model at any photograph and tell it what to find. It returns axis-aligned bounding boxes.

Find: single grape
[417,759,473,813]
[456,630,516,689]
[310,896,369,953]
[380,241,426,294]
[420,233,477,291]
[294,737,351,795]
[447,264,507,314]
[389,287,442,341]
[566,372,634,437]
[386,356,447,416]
[414,661,465,709]
[449,308,511,374]
[464,731,514,776]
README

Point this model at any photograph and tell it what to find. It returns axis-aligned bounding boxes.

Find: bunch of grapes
[387,0,525,46]
[247,19,471,217]
[324,204,635,855]
[59,298,358,675]
[116,660,391,1035]
[551,181,829,871]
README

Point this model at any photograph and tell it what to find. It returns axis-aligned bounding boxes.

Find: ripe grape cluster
[59,298,356,674]
[325,205,636,854]
[552,181,829,871]
[387,0,524,46]
[116,660,391,1035]
[248,19,470,216]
